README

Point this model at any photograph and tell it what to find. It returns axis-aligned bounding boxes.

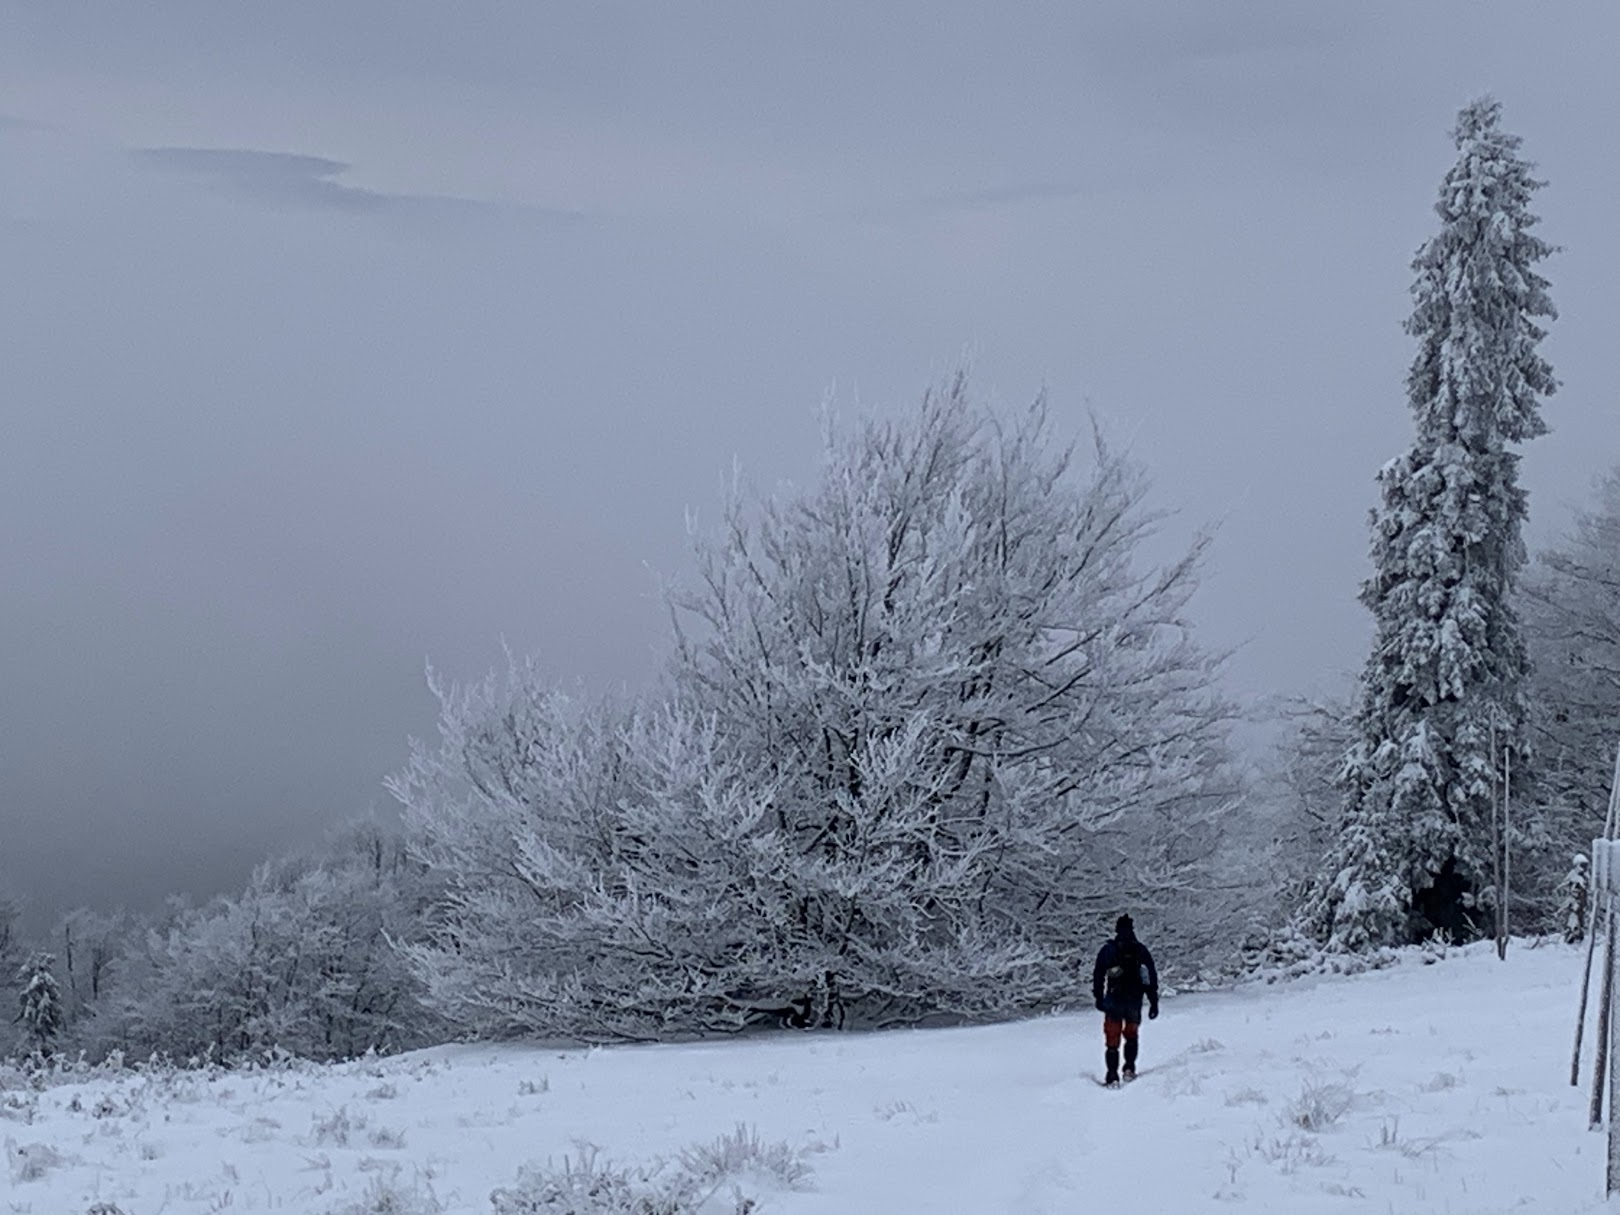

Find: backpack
[1105,940,1145,1004]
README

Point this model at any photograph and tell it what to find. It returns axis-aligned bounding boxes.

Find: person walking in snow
[1092,914,1159,1086]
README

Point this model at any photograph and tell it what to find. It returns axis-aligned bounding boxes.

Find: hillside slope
[3,940,1606,1213]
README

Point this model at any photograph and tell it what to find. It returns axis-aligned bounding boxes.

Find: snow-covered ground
[3,940,1610,1213]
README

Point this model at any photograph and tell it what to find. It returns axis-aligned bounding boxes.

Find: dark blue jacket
[1093,931,1159,1022]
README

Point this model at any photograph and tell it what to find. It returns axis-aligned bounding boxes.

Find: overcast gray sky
[2,2,1617,925]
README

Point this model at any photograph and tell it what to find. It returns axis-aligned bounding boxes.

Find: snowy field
[4,940,1610,1213]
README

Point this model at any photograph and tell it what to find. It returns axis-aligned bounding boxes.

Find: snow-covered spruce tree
[1303,98,1557,950]
[668,378,1234,1022]
[16,952,65,1053]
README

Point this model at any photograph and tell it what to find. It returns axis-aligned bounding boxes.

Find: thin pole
[1610,911,1620,1196]
[1592,908,1615,1129]
[1502,741,1511,957]
[1577,914,1602,1085]
[1492,719,1505,960]
[1604,739,1620,853]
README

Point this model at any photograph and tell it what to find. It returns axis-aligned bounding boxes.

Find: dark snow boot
[1104,1048,1120,1086]
[1122,1038,1138,1081]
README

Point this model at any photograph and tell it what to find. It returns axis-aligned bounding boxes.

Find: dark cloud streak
[133,146,585,226]
[847,180,1104,225]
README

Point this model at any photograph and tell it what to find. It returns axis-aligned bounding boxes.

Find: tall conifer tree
[1307,98,1557,949]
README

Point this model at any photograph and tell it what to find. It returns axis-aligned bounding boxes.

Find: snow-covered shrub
[311,1106,360,1148]
[90,1091,124,1118]
[368,1123,407,1149]
[5,1135,64,1182]
[1,1088,37,1124]
[1229,920,1401,986]
[328,1170,444,1215]
[242,1117,281,1143]
[679,1124,811,1191]
[489,1147,691,1215]
[491,1132,814,1215]
[1373,1117,1441,1159]
[1285,1077,1355,1132]
[1252,1132,1333,1174]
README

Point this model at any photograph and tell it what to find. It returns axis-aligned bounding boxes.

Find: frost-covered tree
[81,821,440,1062]
[16,953,65,1053]
[1261,694,1355,905]
[666,380,1235,1019]
[1521,466,1620,905]
[0,890,23,987]
[51,907,127,1026]
[395,678,798,1040]
[1263,693,1354,894]
[1304,98,1557,949]
[399,381,1236,1040]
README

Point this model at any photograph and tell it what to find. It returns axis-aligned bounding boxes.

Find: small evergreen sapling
[1560,854,1590,945]
[16,952,65,1053]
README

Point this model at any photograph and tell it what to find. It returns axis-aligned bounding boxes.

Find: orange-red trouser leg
[1103,1016,1140,1048]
